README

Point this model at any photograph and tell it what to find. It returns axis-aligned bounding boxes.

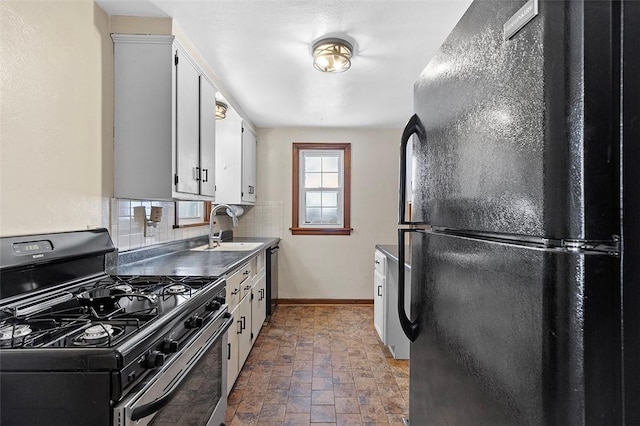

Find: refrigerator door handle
[399,113,427,225]
[398,228,420,342]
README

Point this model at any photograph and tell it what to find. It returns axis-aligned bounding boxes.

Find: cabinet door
[227,305,240,394]
[237,294,252,367]
[385,258,411,360]
[374,269,386,343]
[251,273,267,343]
[199,77,216,197]
[241,123,257,203]
[226,265,248,311]
[175,49,200,195]
[112,35,175,200]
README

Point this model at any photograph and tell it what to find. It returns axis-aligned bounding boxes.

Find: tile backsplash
[110,199,208,251]
[110,199,283,252]
[234,201,284,238]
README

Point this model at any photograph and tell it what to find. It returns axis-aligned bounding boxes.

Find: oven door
[114,311,233,426]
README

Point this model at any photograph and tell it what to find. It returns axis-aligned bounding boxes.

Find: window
[174,201,212,228]
[291,143,351,235]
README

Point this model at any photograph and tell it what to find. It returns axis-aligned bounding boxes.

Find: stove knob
[144,350,165,369]
[206,301,221,311]
[162,339,179,354]
[185,316,204,329]
[215,296,226,304]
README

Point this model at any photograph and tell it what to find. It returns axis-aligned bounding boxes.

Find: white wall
[254,128,401,300]
[0,0,113,236]
[0,3,402,296]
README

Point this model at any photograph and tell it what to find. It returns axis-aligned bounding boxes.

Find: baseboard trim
[277,298,373,305]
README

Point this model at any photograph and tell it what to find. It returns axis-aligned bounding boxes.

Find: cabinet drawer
[374,250,387,275]
[227,262,252,309]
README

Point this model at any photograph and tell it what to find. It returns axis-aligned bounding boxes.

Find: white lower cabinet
[237,294,252,368]
[374,247,411,360]
[373,250,387,343]
[227,304,240,393]
[226,250,268,394]
[251,272,267,343]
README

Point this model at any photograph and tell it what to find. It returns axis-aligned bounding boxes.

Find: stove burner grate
[0,324,32,342]
[71,323,125,346]
[164,284,191,295]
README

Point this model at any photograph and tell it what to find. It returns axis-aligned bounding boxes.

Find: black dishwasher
[266,244,279,318]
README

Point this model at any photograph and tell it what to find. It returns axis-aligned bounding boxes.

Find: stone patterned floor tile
[225,305,409,426]
[311,389,335,405]
[287,396,312,413]
[310,405,337,422]
[336,413,363,426]
[284,413,311,426]
[258,404,287,422]
[334,397,360,414]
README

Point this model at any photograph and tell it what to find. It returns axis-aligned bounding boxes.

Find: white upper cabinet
[175,50,200,195]
[215,105,257,205]
[112,34,216,200]
[241,124,257,203]
[199,78,217,197]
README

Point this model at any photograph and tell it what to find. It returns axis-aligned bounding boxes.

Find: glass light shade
[312,38,353,73]
[215,101,227,119]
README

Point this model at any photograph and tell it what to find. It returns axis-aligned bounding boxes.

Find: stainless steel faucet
[208,204,240,248]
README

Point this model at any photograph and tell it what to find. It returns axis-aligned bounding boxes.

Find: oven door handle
[130,313,233,422]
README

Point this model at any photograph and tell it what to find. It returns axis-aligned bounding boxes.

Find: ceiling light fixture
[312,37,353,73]
[215,101,227,120]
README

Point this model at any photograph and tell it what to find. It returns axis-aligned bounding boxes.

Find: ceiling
[96,0,473,129]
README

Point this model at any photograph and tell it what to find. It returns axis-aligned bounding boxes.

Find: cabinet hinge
[251,332,254,340]
[251,293,254,300]
[174,174,178,185]
[241,192,244,197]
[174,54,179,66]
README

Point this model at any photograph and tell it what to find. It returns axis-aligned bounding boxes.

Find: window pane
[305,208,321,224]
[322,156,339,172]
[305,172,322,188]
[322,191,338,207]
[323,173,339,188]
[306,192,322,207]
[321,208,339,224]
[178,201,201,219]
[305,156,322,172]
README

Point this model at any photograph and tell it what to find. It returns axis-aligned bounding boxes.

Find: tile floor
[224,304,410,425]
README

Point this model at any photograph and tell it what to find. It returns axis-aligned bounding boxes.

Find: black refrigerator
[396,0,639,425]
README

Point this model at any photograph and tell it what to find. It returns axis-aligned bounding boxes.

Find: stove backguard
[0,229,115,301]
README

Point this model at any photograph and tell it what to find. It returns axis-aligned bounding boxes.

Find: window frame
[291,142,352,236]
[173,201,212,228]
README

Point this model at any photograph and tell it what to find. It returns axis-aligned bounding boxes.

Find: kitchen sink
[190,242,264,252]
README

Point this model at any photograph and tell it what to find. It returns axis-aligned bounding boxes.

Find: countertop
[115,237,279,278]
[375,244,411,268]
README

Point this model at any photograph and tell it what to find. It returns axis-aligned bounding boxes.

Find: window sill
[173,223,209,229]
[290,227,353,236]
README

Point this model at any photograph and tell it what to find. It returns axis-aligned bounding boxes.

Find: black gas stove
[0,275,224,349]
[0,229,232,426]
